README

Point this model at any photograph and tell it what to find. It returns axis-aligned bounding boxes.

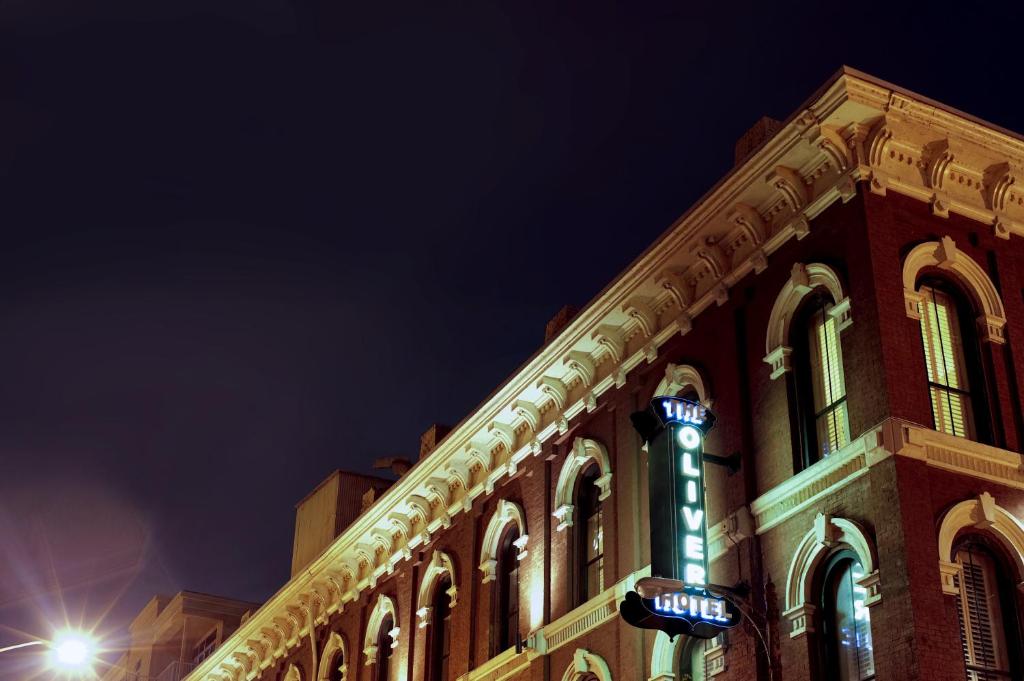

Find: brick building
[99,591,259,681]
[183,67,1024,681]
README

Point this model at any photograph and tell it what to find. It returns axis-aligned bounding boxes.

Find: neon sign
[620,396,739,638]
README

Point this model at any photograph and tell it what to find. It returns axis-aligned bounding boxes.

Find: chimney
[373,457,412,477]
[419,423,452,461]
[290,470,394,576]
[734,116,782,166]
[545,304,579,343]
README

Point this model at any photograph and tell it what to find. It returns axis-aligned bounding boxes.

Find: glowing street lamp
[0,630,98,674]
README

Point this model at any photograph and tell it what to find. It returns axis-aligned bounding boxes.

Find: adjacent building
[183,67,1024,681]
[99,592,260,681]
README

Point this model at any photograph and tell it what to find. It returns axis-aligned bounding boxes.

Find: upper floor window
[806,296,850,456]
[954,539,1021,680]
[191,629,218,665]
[764,262,853,470]
[574,462,605,605]
[902,237,1008,444]
[820,551,875,681]
[918,283,981,440]
[492,526,521,656]
[793,293,850,466]
[375,614,394,681]
[429,575,453,681]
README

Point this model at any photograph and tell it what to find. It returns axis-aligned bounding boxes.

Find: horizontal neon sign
[652,592,733,624]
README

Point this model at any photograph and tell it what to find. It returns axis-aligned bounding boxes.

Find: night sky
[2,0,1022,677]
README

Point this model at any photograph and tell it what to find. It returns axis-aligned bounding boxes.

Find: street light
[0,630,98,674]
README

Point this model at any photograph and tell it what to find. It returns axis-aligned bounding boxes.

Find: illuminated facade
[183,68,1024,681]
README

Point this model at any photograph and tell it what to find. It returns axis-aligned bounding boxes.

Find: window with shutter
[792,294,851,469]
[918,285,976,440]
[955,543,1013,680]
[808,303,850,457]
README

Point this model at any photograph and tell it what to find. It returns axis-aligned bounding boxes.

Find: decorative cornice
[184,68,1024,681]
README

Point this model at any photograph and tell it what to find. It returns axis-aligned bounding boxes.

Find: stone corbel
[904,288,924,320]
[768,166,810,212]
[828,296,853,332]
[784,603,816,639]
[728,202,767,246]
[479,558,498,584]
[939,560,962,596]
[513,534,529,561]
[416,606,432,629]
[595,471,613,501]
[977,314,1007,344]
[856,569,882,607]
[553,503,574,531]
[763,346,793,380]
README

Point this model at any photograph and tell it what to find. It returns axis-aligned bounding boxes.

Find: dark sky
[1,0,1022,677]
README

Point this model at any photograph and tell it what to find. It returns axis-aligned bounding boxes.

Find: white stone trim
[648,632,678,681]
[553,438,612,532]
[750,427,888,533]
[283,664,302,681]
[936,492,1024,594]
[559,649,612,681]
[415,550,458,628]
[902,236,1007,343]
[185,72,1024,681]
[317,632,348,681]
[479,500,528,583]
[362,594,398,667]
[652,362,713,407]
[764,262,851,379]
[784,513,880,638]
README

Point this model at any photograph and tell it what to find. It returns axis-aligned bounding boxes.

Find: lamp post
[0,631,98,674]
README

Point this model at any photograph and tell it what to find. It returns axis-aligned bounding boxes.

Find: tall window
[820,553,875,681]
[492,527,520,656]
[954,540,1021,680]
[679,637,706,681]
[327,651,345,681]
[574,463,604,605]
[429,576,453,681]
[918,284,977,440]
[375,615,394,681]
[794,294,850,466]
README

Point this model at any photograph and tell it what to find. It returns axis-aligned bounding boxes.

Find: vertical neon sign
[654,397,712,586]
[620,395,737,638]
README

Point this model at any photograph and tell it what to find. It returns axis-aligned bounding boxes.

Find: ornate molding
[901,236,1007,343]
[184,69,1024,681]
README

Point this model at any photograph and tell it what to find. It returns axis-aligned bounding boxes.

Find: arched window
[492,526,521,656]
[428,575,453,681]
[574,462,604,605]
[678,637,706,681]
[819,551,875,681]
[917,281,986,441]
[375,614,394,681]
[317,631,348,681]
[792,291,850,466]
[953,538,1021,680]
[327,652,345,681]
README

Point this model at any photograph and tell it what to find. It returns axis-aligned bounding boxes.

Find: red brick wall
[253,182,1024,681]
